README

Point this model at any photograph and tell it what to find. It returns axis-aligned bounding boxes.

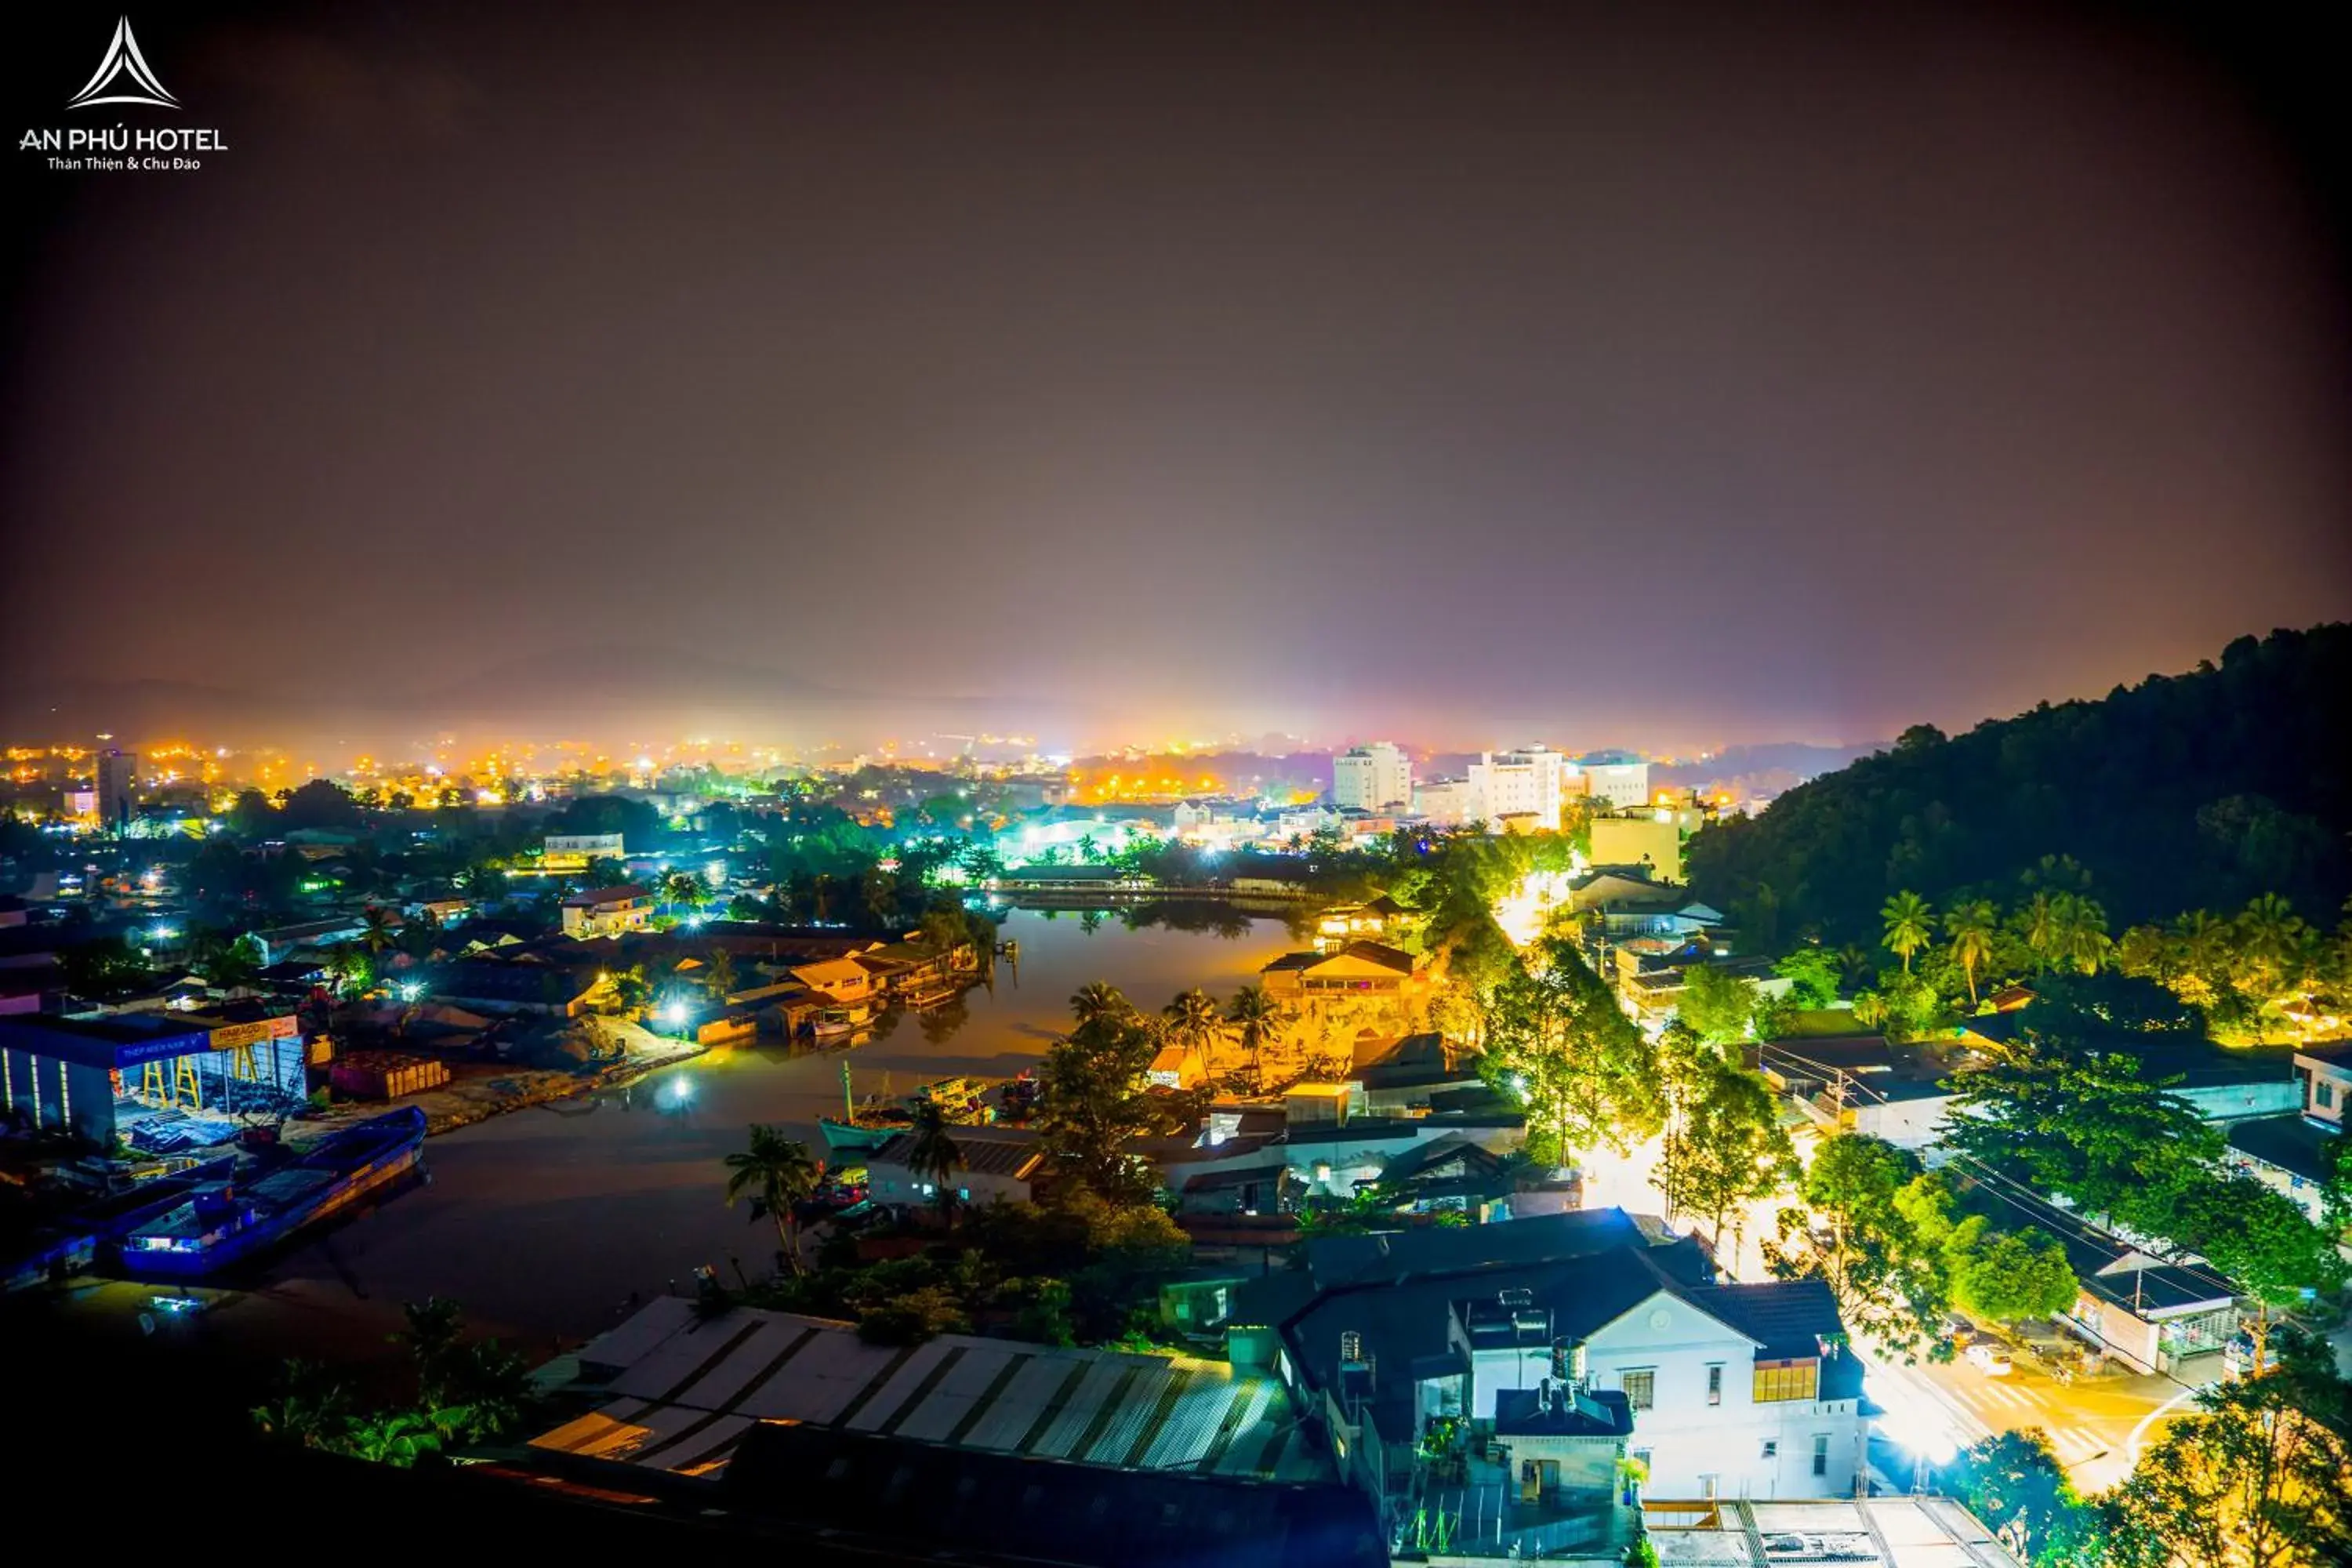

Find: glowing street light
[397,982,423,1002]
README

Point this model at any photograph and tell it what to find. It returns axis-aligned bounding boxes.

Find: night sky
[3,2,2347,754]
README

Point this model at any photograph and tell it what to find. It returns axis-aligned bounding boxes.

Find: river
[249,906,1296,1342]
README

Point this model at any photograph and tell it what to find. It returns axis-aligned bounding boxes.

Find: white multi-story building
[1468,746,1565,832]
[1574,750,1653,811]
[1332,742,1413,812]
[1254,1210,1869,1519]
[1411,778,1473,826]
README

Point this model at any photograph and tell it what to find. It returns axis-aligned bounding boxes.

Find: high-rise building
[95,748,139,829]
[1574,750,1653,811]
[1332,742,1412,811]
[1467,745,1564,831]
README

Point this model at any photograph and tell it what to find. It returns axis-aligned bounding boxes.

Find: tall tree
[1069,982,1132,1027]
[905,1101,967,1224]
[1881,890,1936,974]
[1947,1430,2096,1565]
[2102,1327,2352,1568]
[1657,1055,1798,1246]
[662,869,712,919]
[359,905,398,956]
[1943,1029,2222,1236]
[1161,988,1226,1075]
[1036,1011,1163,1204]
[722,1124,821,1274]
[1774,1133,1950,1359]
[1481,935,1664,1166]
[1677,964,1761,1044]
[1225,985,1286,1091]
[1946,899,2000,1007]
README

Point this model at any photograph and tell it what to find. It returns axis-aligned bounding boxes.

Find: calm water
[255,908,1294,1340]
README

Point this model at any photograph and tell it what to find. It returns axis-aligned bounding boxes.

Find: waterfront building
[560,884,655,938]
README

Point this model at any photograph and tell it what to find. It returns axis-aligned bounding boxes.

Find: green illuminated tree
[1881,890,1936,974]
[1481,935,1664,1166]
[1657,1054,1798,1244]
[1773,1133,1949,1360]
[1947,898,2000,1007]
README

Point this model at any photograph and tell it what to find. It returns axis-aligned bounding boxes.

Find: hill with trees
[1686,625,2352,954]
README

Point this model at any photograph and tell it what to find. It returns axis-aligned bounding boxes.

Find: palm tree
[2020,891,2060,976]
[2236,893,2306,994]
[1163,988,1227,1074]
[1069,982,1131,1027]
[1880,891,1935,974]
[1945,899,1998,1007]
[359,905,397,956]
[1075,833,1100,864]
[905,1101,967,1224]
[2050,893,2110,975]
[1851,991,1890,1029]
[583,855,623,888]
[662,869,712,919]
[722,1124,821,1275]
[1226,986,1286,1090]
[2173,909,2231,980]
[702,947,738,1003]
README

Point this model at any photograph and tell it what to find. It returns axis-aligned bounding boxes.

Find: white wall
[1473,1289,1864,1501]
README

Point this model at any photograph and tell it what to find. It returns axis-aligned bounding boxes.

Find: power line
[1749,1042,2244,1301]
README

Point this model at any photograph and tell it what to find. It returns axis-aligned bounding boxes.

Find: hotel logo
[67,16,180,111]
[20,15,227,171]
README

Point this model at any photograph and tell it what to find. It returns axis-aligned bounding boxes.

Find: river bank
[285,1018,709,1147]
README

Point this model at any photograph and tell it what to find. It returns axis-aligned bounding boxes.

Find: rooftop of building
[537,1298,1333,1490]
[2227,1112,2341,1185]
[870,1123,1044,1178]
[560,884,650,908]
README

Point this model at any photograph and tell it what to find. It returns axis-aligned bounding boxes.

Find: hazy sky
[3,2,2347,753]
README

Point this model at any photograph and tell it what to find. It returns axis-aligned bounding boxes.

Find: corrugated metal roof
[532,1301,1322,1485]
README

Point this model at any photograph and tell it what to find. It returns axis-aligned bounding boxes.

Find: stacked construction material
[328,1051,452,1102]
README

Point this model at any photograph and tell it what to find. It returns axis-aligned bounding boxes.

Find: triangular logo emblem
[67,16,180,111]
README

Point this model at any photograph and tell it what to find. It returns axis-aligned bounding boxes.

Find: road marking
[2120,1385,2202,1473]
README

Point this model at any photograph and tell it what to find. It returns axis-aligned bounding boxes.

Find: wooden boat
[124,1108,426,1278]
[821,1062,910,1152]
[811,1004,869,1040]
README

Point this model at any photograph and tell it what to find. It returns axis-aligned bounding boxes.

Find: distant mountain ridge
[1685,625,2352,949]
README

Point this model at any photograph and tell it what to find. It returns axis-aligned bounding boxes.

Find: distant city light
[150,924,176,941]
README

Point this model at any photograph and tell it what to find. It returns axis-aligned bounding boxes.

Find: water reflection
[259,906,1295,1338]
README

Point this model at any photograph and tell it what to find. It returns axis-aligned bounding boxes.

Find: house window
[1752,1359,1820,1403]
[2320,1081,2337,1109]
[1813,1433,1831,1476]
[1760,1439,1777,1459]
[1706,1364,1723,1406]
[1620,1370,1656,1410]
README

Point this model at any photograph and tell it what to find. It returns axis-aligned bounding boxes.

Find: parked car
[1965,1343,2014,1376]
[1942,1317,1976,1349]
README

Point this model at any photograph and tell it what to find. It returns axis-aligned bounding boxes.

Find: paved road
[1902,1352,2207,1494]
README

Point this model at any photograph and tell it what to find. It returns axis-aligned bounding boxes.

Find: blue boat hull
[126,1108,428,1279]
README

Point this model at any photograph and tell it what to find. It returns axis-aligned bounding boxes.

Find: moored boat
[124,1107,427,1278]
[822,1062,909,1152]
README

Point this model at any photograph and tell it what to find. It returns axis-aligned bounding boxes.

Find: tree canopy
[1686,626,2352,952]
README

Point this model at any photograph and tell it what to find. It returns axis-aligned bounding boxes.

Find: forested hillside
[1686,626,2352,952]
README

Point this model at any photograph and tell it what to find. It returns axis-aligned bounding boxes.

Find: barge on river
[123,1108,427,1278]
